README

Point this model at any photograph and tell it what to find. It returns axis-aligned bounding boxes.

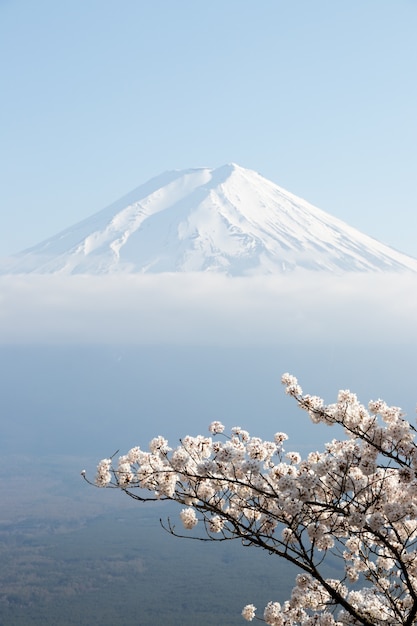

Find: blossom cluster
[91,373,417,625]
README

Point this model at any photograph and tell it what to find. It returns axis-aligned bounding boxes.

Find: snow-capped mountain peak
[4,164,417,275]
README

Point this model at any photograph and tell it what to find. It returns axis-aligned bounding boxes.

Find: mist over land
[2,268,416,458]
[2,270,416,496]
[1,271,416,346]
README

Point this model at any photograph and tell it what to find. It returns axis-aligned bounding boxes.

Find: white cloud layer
[1,272,416,346]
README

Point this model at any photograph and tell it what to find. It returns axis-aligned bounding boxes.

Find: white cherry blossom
[87,373,417,625]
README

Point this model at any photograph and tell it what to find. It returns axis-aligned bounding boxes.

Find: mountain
[4,163,417,275]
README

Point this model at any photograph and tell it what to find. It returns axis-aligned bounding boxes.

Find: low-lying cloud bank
[0,272,416,345]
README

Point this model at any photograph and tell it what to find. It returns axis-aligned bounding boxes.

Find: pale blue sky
[1,0,416,257]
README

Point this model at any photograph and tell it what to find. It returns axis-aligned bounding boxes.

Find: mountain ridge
[3,163,417,275]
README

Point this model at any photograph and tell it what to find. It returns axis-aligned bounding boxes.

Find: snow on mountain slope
[4,164,417,274]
